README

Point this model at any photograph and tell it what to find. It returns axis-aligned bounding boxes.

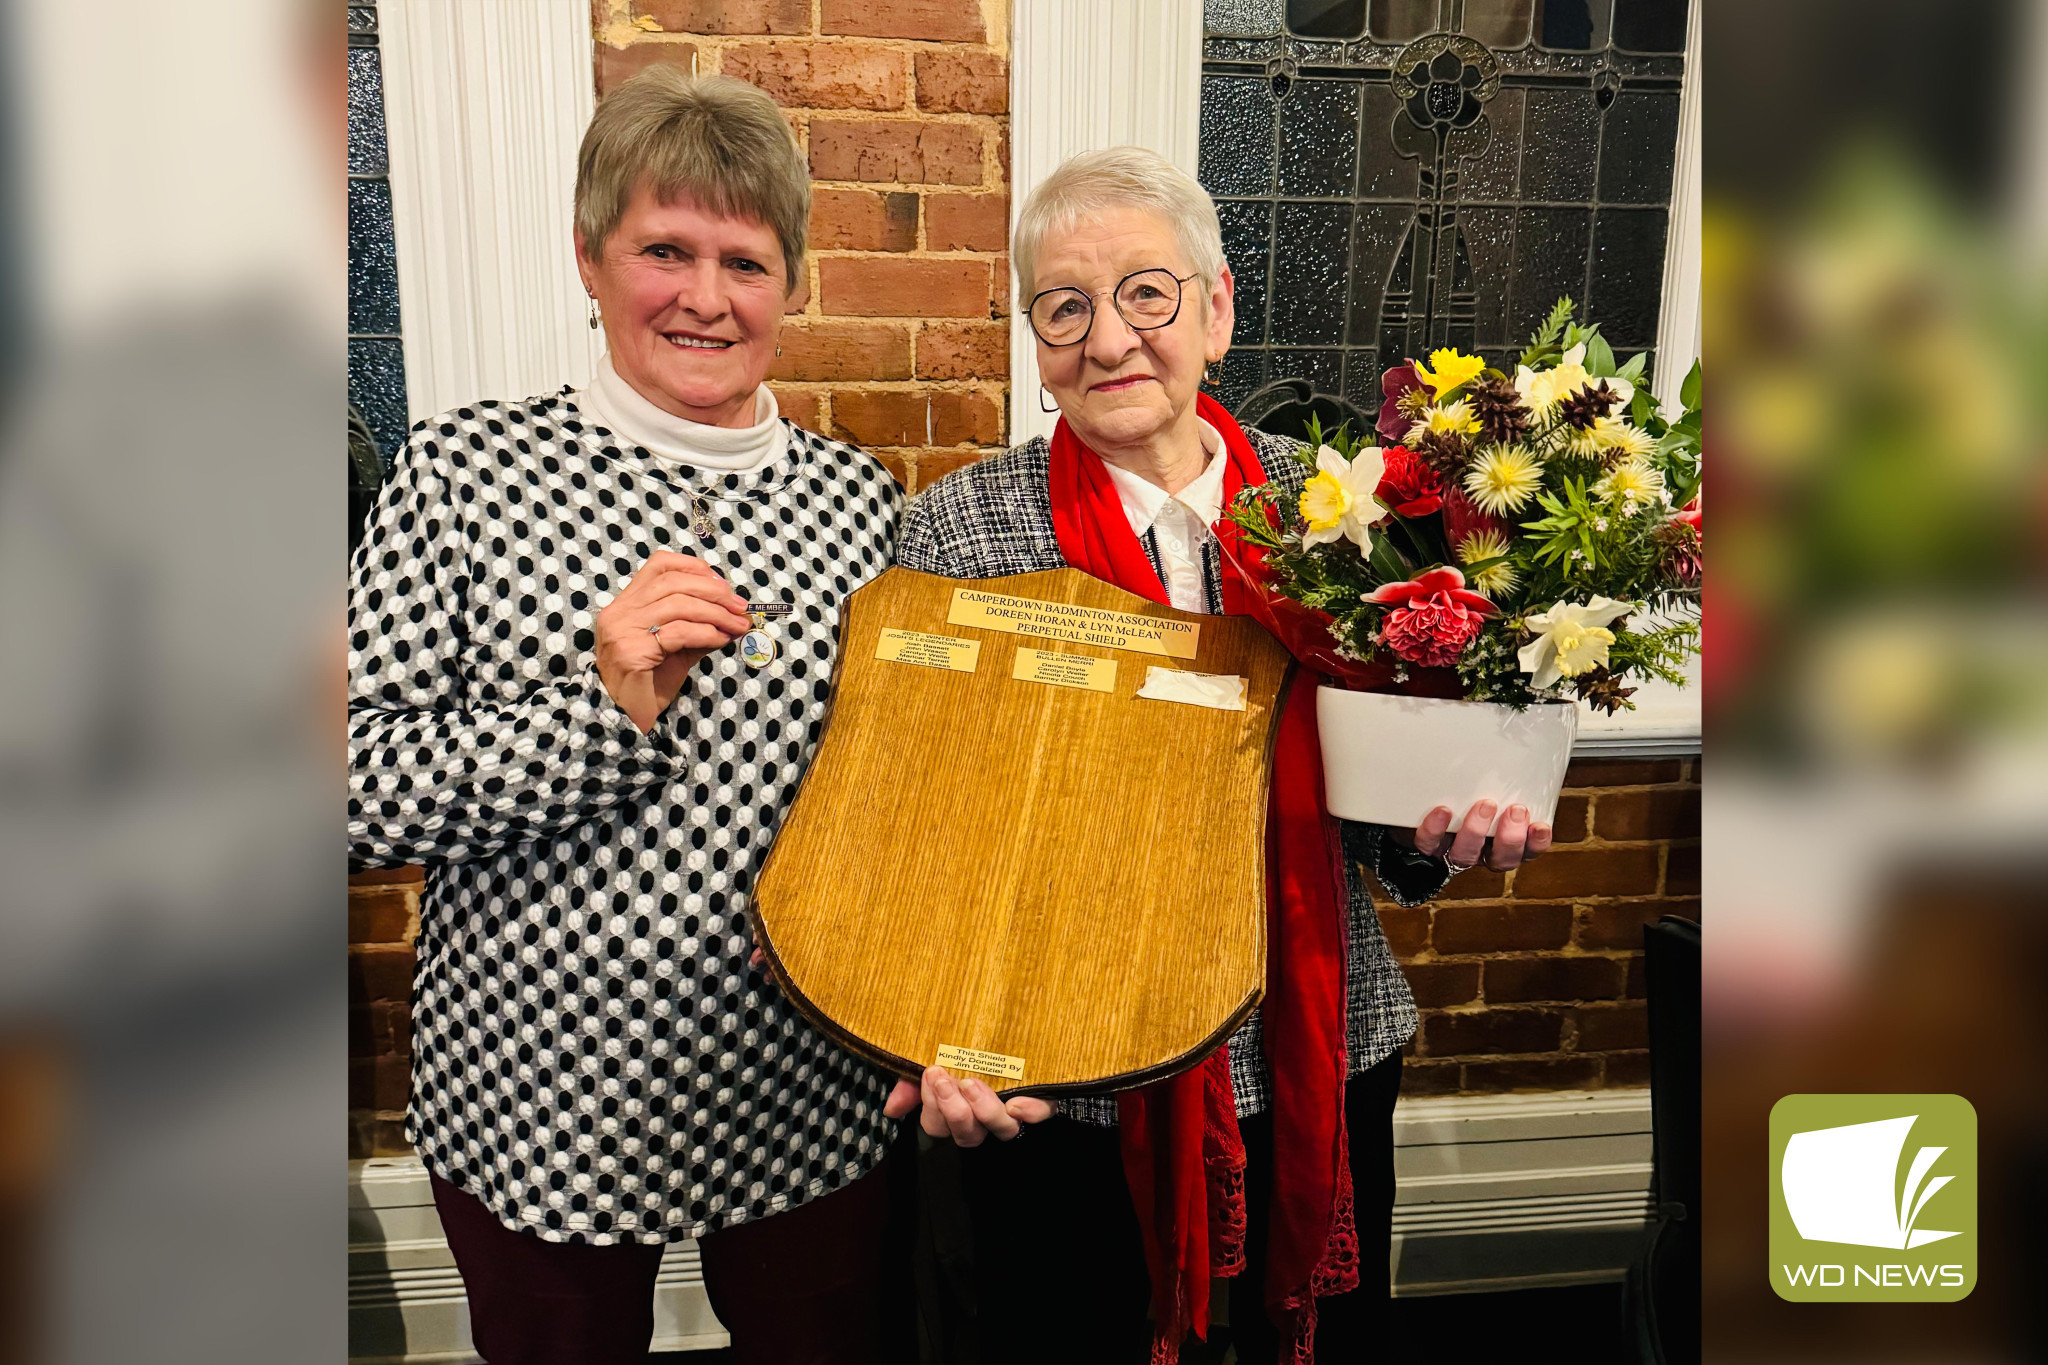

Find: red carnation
[1378,361,1425,445]
[1380,592,1488,667]
[1363,566,1498,615]
[1375,446,1444,518]
[1366,566,1497,668]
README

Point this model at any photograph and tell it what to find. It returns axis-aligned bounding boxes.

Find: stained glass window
[348,1,404,543]
[1200,0,1686,438]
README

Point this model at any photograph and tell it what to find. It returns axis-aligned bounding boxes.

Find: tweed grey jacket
[896,429,1450,1122]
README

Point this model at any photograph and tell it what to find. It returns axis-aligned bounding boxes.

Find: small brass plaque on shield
[937,1044,1026,1082]
[1012,647,1116,693]
[948,587,1199,659]
[876,628,981,673]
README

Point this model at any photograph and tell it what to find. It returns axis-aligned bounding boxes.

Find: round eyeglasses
[1025,269,1199,347]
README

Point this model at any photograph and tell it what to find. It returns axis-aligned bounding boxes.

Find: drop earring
[775,343,783,356]
[1202,362,1218,387]
[1039,386,1059,413]
[587,297,600,330]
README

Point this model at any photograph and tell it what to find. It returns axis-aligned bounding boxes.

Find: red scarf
[1049,393,1358,1364]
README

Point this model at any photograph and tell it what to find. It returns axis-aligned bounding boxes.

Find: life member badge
[739,601,793,670]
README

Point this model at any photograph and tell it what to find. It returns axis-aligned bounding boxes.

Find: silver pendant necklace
[688,495,717,539]
[670,479,796,671]
[605,408,808,671]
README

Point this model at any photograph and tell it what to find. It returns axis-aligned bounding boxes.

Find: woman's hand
[882,1068,1054,1146]
[594,551,752,732]
[1409,801,1553,872]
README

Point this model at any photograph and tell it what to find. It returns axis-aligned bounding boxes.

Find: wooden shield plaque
[752,567,1293,1097]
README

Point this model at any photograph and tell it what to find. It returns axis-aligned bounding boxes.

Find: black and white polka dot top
[347,391,904,1244]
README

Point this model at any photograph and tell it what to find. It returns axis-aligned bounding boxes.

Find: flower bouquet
[1221,298,1703,831]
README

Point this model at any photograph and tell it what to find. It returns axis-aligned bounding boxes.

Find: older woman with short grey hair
[896,146,1552,1364]
[348,69,908,1365]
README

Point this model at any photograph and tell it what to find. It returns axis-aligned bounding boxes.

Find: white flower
[1515,342,1635,414]
[1518,596,1633,689]
[1297,443,1389,553]
[1462,444,1544,515]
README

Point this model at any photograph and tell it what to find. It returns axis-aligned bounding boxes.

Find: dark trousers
[431,1155,899,1365]
[956,1052,1403,1364]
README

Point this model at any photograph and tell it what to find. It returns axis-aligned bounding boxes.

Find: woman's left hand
[1409,801,1553,872]
[882,1069,1053,1145]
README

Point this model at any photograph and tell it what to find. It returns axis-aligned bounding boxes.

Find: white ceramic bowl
[1315,687,1578,835]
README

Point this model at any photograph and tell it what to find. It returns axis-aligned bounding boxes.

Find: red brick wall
[348,867,420,1158]
[1384,756,1701,1097]
[592,0,1013,493]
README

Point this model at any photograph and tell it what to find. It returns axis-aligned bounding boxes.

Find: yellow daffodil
[1518,597,1633,688]
[1593,457,1665,508]
[1297,443,1388,553]
[1457,528,1519,597]
[1462,444,1544,516]
[1300,472,1348,530]
[1406,400,1482,443]
[1553,624,1614,677]
[1414,347,1487,399]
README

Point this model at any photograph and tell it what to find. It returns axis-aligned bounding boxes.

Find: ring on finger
[647,623,663,636]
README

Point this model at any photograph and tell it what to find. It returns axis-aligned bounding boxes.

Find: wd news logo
[1769,1094,1976,1302]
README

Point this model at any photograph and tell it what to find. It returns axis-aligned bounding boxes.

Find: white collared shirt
[1099,419,1228,613]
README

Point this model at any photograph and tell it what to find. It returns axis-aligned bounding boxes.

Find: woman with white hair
[348,70,912,1364]
[895,147,1554,1363]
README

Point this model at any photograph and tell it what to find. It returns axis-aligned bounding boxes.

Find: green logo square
[1769,1093,1976,1302]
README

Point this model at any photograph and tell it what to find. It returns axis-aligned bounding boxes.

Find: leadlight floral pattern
[1200,0,1687,439]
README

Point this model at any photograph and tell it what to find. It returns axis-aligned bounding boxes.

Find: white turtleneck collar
[572,354,789,475]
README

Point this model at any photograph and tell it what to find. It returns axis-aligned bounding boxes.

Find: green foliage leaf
[1386,510,1449,566]
[1519,296,1576,368]
[1616,351,1647,383]
[1584,332,1616,378]
[1679,359,1702,411]
[1520,478,1605,569]
[1367,533,1412,584]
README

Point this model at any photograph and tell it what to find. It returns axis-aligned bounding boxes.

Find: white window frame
[1010,2,1701,756]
